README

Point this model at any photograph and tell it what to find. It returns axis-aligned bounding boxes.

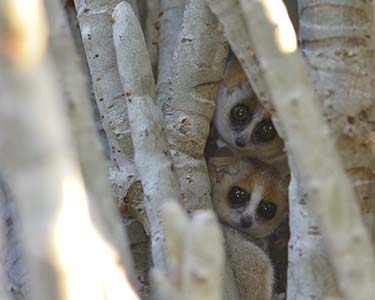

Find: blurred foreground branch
[152,202,224,300]
[238,1,375,300]
[0,1,139,299]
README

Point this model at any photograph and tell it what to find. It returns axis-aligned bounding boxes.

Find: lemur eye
[254,120,277,142]
[230,105,251,126]
[257,200,277,219]
[228,186,249,208]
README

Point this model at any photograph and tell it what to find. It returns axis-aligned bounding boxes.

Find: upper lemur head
[208,154,289,238]
[214,56,285,163]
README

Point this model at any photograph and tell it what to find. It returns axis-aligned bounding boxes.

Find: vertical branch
[152,202,224,300]
[205,0,271,107]
[157,0,185,107]
[143,0,159,77]
[165,0,228,211]
[0,173,27,300]
[0,0,139,299]
[112,1,182,270]
[0,267,11,300]
[239,1,375,300]
[287,172,338,299]
[46,0,136,283]
[0,181,11,300]
[298,0,375,244]
[296,0,375,297]
[73,0,146,227]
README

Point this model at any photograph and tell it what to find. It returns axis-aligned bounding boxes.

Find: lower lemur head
[214,56,285,163]
[209,154,289,238]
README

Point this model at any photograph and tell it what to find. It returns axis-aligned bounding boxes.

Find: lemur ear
[208,153,238,183]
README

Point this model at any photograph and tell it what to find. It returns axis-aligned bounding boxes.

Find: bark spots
[154,20,160,30]
[334,48,356,58]
[181,37,193,43]
[186,175,193,184]
[113,93,125,100]
[307,226,320,236]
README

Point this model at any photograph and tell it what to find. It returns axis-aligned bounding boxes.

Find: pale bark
[0,269,10,300]
[112,1,182,270]
[0,175,27,300]
[239,2,375,300]
[165,0,228,211]
[293,0,375,298]
[298,0,375,244]
[142,0,159,77]
[157,0,185,107]
[287,173,338,300]
[46,0,136,285]
[0,1,139,299]
[73,0,146,227]
[205,0,271,109]
[152,202,224,300]
[0,181,11,300]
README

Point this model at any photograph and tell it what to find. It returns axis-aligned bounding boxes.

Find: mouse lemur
[208,154,289,300]
[209,154,289,239]
[214,56,286,165]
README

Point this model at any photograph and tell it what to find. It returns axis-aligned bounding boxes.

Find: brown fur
[214,56,286,167]
[209,155,289,238]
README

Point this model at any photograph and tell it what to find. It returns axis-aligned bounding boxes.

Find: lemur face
[208,155,289,238]
[214,57,285,163]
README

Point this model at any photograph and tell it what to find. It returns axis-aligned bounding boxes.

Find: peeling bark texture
[205,0,271,109]
[46,0,136,285]
[72,0,146,227]
[298,0,375,245]
[294,0,375,298]
[239,1,375,300]
[152,202,224,300]
[112,1,182,270]
[165,0,228,211]
[157,0,185,107]
[0,174,28,300]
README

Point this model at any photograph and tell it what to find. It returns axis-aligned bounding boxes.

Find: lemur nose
[240,215,253,228]
[235,137,246,148]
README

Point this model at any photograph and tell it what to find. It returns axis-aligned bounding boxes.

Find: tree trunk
[0,1,139,299]
[72,0,147,229]
[292,0,375,298]
[112,1,182,270]
[237,1,375,300]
